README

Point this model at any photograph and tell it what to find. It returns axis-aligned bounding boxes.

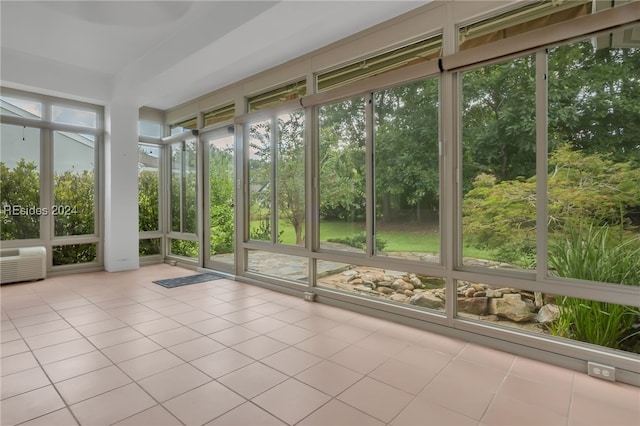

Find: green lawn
[252,219,497,260]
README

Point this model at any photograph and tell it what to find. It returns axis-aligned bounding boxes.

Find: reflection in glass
[374,78,440,262]
[318,97,367,253]
[461,54,537,270]
[0,124,41,240]
[52,105,97,128]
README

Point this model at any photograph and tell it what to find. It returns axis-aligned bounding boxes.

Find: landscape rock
[488,294,536,322]
[410,293,445,310]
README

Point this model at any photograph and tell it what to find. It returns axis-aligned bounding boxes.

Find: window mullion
[535,49,548,282]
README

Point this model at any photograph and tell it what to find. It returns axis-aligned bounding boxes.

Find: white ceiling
[1,1,428,110]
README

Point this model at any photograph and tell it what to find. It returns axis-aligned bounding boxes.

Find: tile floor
[1,264,638,426]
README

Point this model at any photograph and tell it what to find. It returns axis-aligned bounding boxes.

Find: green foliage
[327,233,386,251]
[1,160,40,239]
[170,239,198,258]
[138,170,159,232]
[463,145,640,266]
[547,222,640,350]
[139,238,161,256]
[209,145,235,255]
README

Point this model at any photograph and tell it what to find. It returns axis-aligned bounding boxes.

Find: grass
[251,219,497,259]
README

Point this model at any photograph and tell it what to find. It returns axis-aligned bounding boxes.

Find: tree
[463,144,640,264]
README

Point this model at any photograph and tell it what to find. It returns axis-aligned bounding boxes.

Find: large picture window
[0,90,103,268]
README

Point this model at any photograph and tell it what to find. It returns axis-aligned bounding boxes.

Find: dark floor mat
[153,273,225,288]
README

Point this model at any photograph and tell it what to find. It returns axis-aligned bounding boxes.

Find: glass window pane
[461,55,537,271]
[0,96,42,118]
[169,238,198,259]
[247,249,308,283]
[276,110,305,246]
[317,260,446,312]
[52,105,97,128]
[53,243,97,265]
[0,124,41,240]
[248,120,272,242]
[170,140,197,234]
[319,97,367,253]
[138,121,162,138]
[208,130,235,263]
[374,78,440,262]
[547,28,640,286]
[456,280,639,354]
[138,144,159,232]
[139,238,161,256]
[53,131,95,237]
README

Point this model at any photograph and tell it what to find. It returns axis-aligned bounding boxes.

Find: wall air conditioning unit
[0,246,46,284]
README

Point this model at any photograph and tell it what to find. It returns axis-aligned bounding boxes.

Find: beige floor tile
[0,385,65,426]
[329,344,388,374]
[1,351,39,376]
[188,316,235,335]
[163,381,245,425]
[191,348,254,378]
[5,305,54,320]
[1,339,30,358]
[138,363,212,402]
[205,401,287,426]
[391,398,478,426]
[70,383,156,426]
[296,315,339,332]
[252,378,331,425]
[323,323,373,343]
[392,344,453,371]
[242,316,288,334]
[267,323,317,345]
[100,336,163,363]
[131,317,182,335]
[16,319,71,338]
[298,399,384,426]
[355,332,409,357]
[117,349,184,380]
[497,375,572,417]
[87,326,144,349]
[18,408,78,426]
[249,301,290,316]
[11,311,62,328]
[1,367,50,400]
[55,365,132,404]
[147,325,202,347]
[42,350,112,383]
[64,310,113,327]
[232,335,288,360]
[154,302,194,316]
[218,361,287,399]
[118,309,165,325]
[458,342,517,371]
[24,327,83,350]
[369,358,436,394]
[113,405,183,426]
[209,325,260,346]
[167,336,225,361]
[338,377,413,423]
[75,317,128,336]
[482,392,567,426]
[32,338,95,365]
[171,309,214,325]
[295,333,350,358]
[295,360,364,396]
[0,329,21,344]
[270,307,311,323]
[262,346,322,376]
[221,309,265,325]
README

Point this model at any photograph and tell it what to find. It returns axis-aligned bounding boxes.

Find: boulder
[410,293,445,310]
[536,304,559,324]
[458,296,488,315]
[488,294,535,322]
